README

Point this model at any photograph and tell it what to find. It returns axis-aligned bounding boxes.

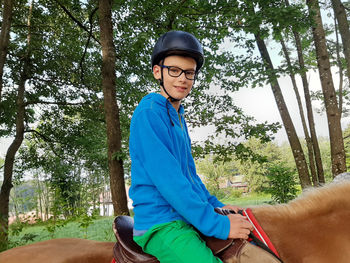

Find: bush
[208,187,243,201]
[264,165,298,204]
[224,188,244,199]
[208,188,226,200]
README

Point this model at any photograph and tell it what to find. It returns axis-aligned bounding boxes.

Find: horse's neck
[252,205,350,263]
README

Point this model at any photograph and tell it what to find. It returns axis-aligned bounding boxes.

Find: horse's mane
[254,181,350,219]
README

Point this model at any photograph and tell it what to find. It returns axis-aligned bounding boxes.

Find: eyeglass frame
[159,65,197,80]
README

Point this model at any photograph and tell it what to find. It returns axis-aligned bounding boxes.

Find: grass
[8,192,271,249]
[8,216,116,249]
[220,192,272,207]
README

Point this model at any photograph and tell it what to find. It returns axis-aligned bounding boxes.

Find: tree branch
[25,129,61,157]
[80,7,99,82]
[53,0,100,45]
[25,100,88,106]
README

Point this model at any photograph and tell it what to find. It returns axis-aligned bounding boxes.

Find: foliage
[343,124,350,171]
[233,138,283,192]
[9,181,37,214]
[9,221,25,237]
[196,155,234,195]
[7,233,38,250]
[1,0,349,248]
[0,0,284,224]
[8,216,115,248]
[222,188,244,200]
[44,217,69,239]
[8,217,38,249]
[264,165,298,204]
[197,135,332,200]
[279,137,333,182]
[77,209,98,239]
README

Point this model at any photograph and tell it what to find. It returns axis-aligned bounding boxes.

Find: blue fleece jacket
[129,93,230,240]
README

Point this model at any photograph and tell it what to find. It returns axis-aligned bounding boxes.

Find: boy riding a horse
[128,30,254,263]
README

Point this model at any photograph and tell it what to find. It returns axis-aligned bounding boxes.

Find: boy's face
[153,55,197,101]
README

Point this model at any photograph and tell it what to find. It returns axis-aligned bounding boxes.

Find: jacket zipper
[178,112,195,184]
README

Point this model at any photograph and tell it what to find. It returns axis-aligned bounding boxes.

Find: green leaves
[264,164,298,204]
[3,0,313,222]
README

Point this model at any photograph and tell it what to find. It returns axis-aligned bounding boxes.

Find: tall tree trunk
[285,2,325,183]
[98,0,129,216]
[330,0,350,81]
[334,15,344,115]
[0,0,14,102]
[254,32,312,189]
[0,23,31,255]
[36,175,43,221]
[280,36,318,186]
[307,0,346,177]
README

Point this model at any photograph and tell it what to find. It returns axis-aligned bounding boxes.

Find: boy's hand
[227,214,254,240]
[222,204,243,213]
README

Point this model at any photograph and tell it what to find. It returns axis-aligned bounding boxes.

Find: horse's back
[0,238,114,263]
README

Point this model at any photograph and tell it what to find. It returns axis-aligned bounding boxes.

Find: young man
[129,31,253,263]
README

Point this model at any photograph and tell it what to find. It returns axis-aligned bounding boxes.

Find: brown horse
[0,181,349,263]
[0,238,114,263]
[253,181,350,263]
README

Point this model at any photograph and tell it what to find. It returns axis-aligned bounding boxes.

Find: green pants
[134,220,222,263]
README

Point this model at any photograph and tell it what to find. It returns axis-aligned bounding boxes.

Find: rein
[215,208,283,263]
[241,208,282,262]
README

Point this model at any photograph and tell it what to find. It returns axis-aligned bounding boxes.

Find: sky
[232,73,349,144]
[190,68,350,145]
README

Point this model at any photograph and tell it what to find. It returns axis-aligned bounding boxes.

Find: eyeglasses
[160,65,197,80]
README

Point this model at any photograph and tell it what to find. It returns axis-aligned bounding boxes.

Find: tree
[280,137,333,182]
[233,138,283,192]
[0,0,105,249]
[0,0,33,250]
[279,35,318,185]
[264,165,298,204]
[330,0,350,82]
[98,0,128,216]
[241,1,312,188]
[285,0,325,184]
[3,1,333,244]
[275,0,324,185]
[0,0,14,102]
[111,0,280,164]
[306,0,346,176]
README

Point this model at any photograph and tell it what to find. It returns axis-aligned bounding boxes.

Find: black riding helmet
[151,31,204,71]
[151,31,204,103]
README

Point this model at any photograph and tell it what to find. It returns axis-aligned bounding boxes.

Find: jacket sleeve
[130,109,230,240]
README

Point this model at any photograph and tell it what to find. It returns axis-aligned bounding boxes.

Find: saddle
[113,209,283,263]
[113,215,159,263]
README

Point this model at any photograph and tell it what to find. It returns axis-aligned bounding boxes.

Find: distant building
[197,172,248,193]
[98,184,133,216]
[224,176,248,193]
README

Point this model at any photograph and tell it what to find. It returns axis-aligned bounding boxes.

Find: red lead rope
[243,208,280,258]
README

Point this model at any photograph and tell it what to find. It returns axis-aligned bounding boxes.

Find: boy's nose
[178,72,187,81]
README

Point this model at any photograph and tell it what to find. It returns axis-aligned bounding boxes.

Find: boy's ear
[153,65,161,80]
